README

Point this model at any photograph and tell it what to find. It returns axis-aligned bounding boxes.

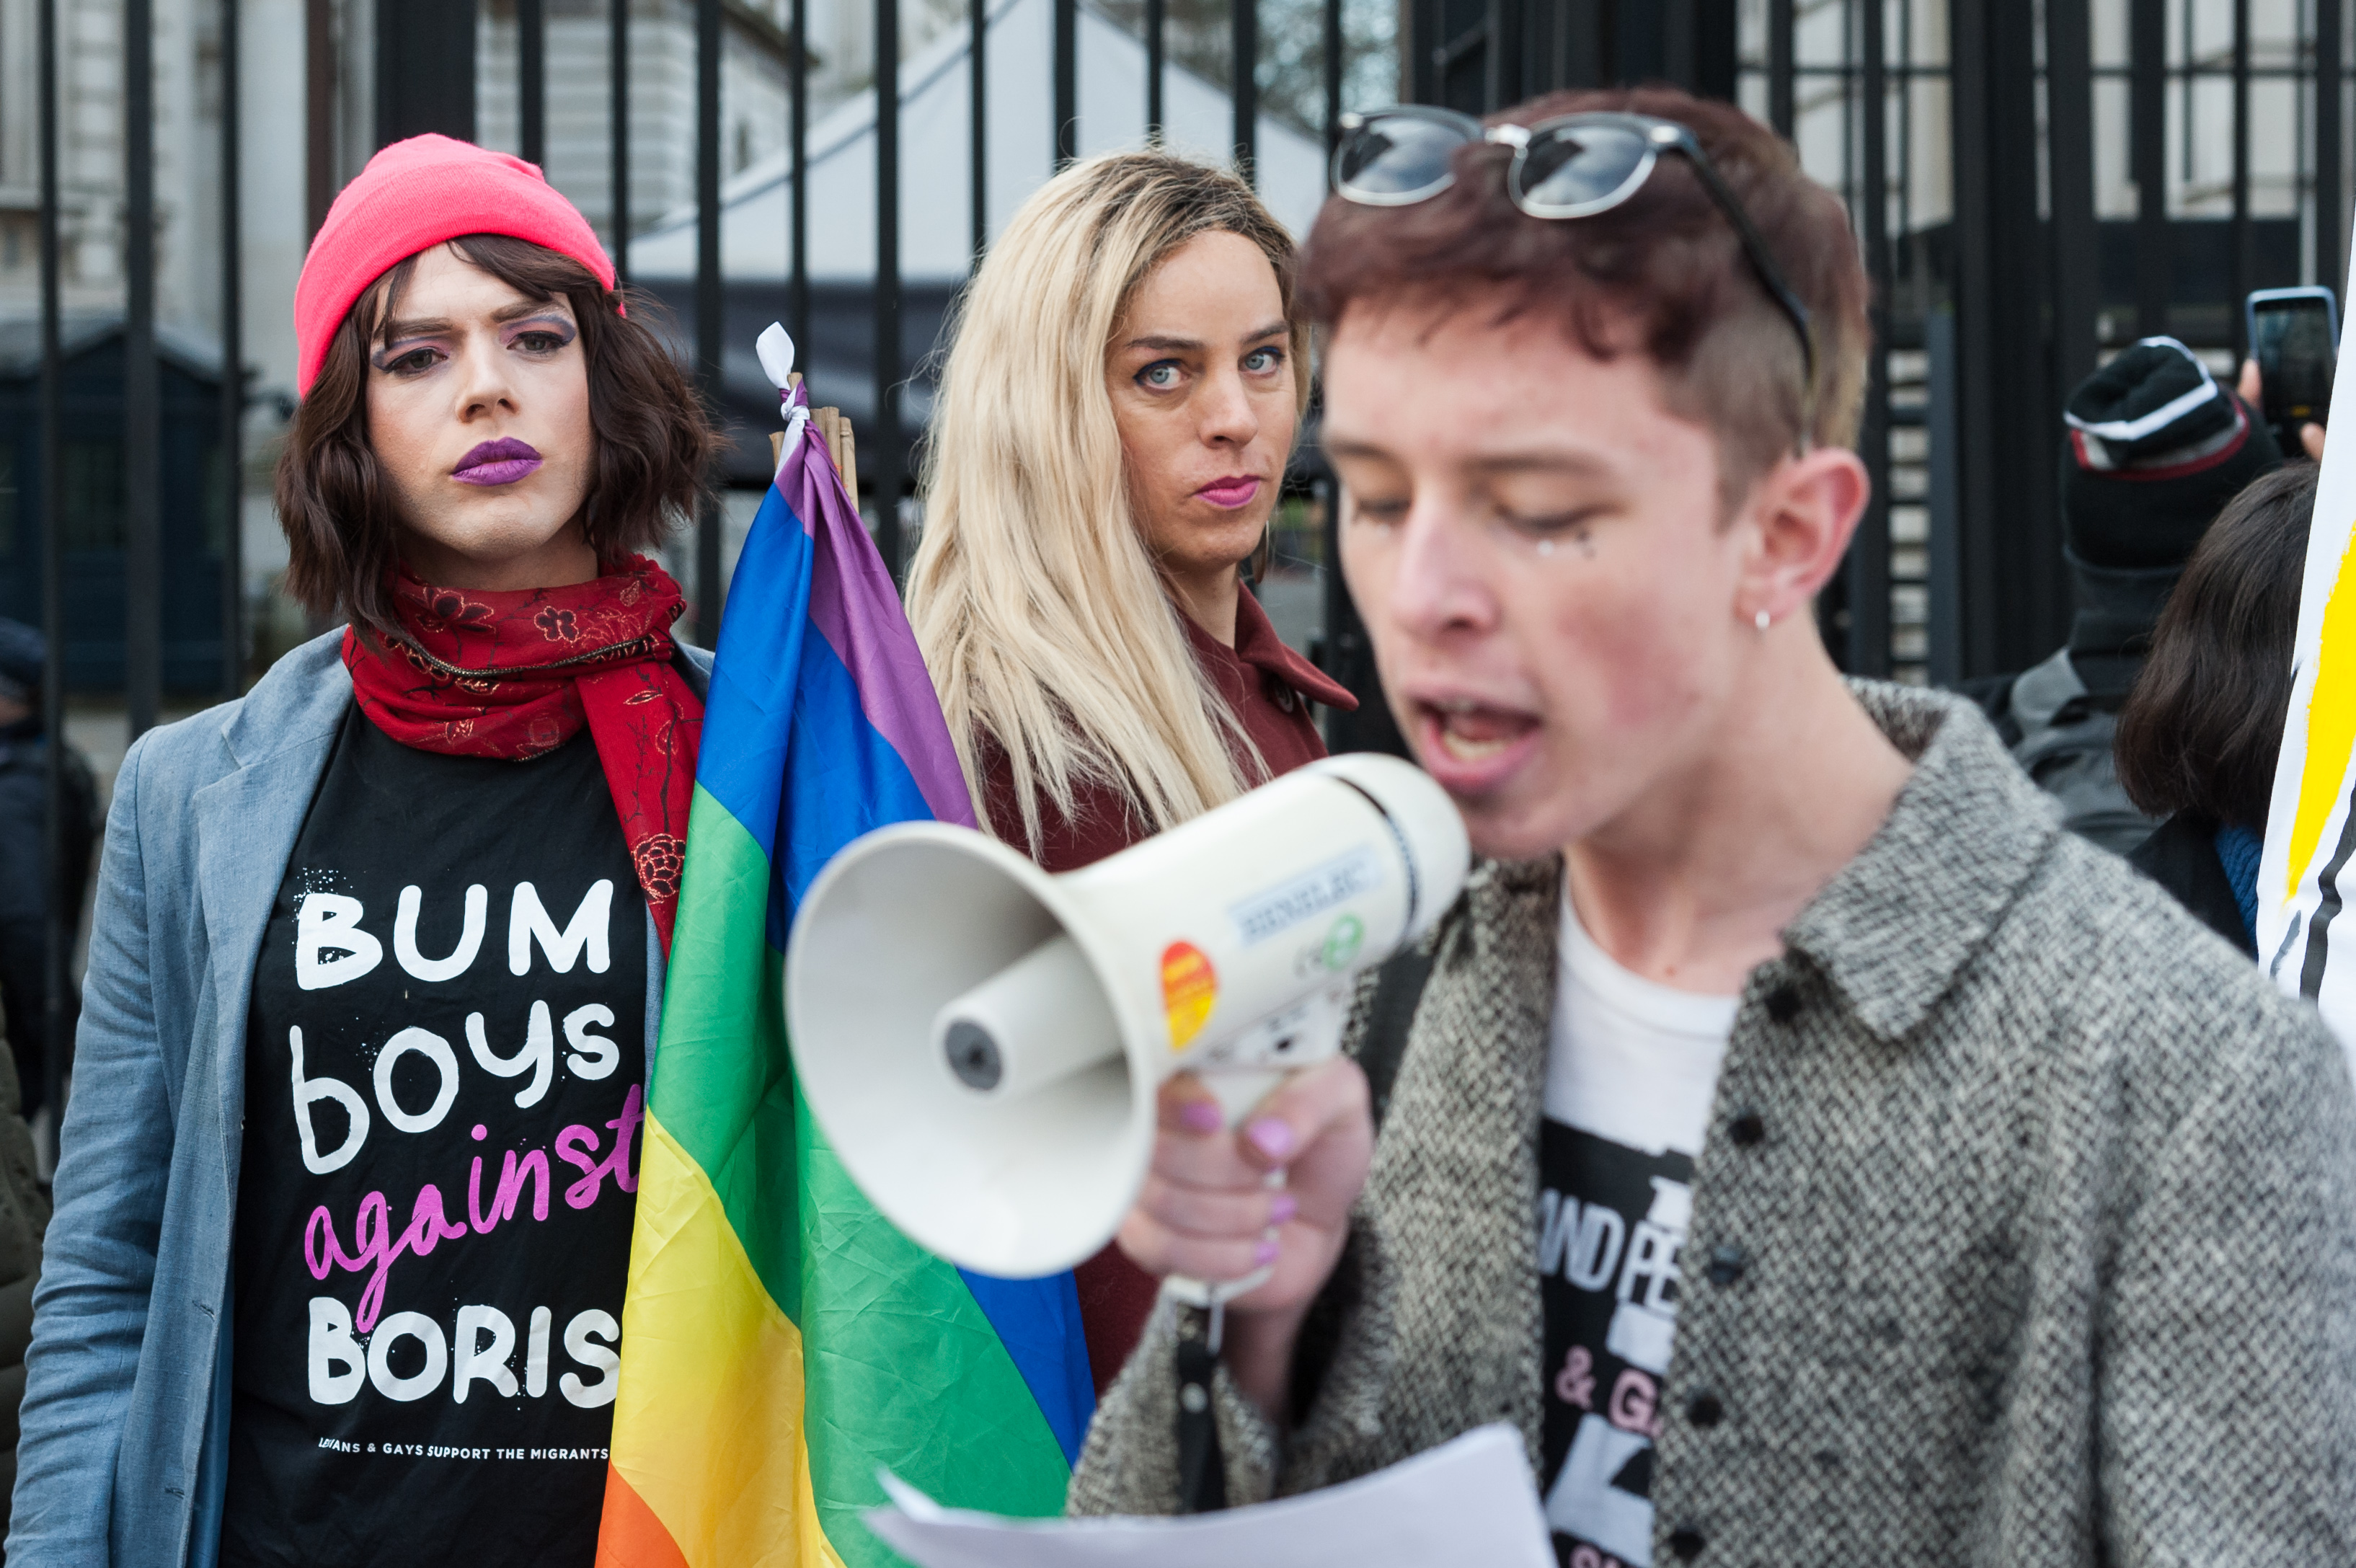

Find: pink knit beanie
[293,134,619,397]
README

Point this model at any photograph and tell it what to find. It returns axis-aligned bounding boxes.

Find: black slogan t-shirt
[221,711,648,1567]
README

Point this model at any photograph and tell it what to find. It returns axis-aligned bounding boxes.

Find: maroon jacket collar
[1180,587,1358,711]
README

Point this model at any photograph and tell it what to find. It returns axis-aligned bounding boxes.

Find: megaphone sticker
[1321,914,1366,971]
[1161,942,1219,1048]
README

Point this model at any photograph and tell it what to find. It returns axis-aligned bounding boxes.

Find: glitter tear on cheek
[1537,539,1554,557]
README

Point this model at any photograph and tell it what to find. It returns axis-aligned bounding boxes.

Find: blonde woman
[906,151,1354,1394]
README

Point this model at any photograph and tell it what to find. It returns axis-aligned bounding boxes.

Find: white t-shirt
[1537,892,1735,1567]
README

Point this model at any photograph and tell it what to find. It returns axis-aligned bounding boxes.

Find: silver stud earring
[1755,609,1772,632]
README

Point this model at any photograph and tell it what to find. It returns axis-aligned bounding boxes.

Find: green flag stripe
[797,1079,1073,1562]
[647,786,803,1324]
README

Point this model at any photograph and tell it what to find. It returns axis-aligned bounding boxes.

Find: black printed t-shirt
[1536,899,1733,1568]
[221,709,648,1568]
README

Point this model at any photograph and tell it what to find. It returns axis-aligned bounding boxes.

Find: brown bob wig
[275,234,720,641]
[2114,460,2319,833]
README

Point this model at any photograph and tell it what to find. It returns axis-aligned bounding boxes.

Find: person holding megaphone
[1065,88,2356,1561]
[905,151,1357,1395]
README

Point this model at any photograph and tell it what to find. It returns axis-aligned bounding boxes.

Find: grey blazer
[7,629,711,1568]
[1071,682,2356,1564]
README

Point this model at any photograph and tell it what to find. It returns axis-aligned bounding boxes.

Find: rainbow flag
[596,330,1094,1567]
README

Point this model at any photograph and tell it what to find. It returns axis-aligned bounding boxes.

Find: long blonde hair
[906,151,1312,854]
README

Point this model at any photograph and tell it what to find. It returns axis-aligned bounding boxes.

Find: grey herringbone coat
[1068,682,2356,1564]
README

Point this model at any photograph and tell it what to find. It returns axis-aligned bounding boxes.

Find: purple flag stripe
[776,424,979,830]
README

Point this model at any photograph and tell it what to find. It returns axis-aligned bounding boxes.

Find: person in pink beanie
[9,136,719,1567]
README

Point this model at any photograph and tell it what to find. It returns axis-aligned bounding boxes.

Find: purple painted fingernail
[1254,1238,1280,1266]
[1270,1193,1298,1226]
[1246,1118,1295,1161]
[1179,1099,1224,1134]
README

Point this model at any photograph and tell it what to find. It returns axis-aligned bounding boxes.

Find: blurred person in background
[2114,460,2319,958]
[1959,338,2282,856]
[10,137,719,1567]
[0,617,97,1128]
[904,150,1356,1398]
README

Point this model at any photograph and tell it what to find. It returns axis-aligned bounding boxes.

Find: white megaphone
[787,753,1468,1299]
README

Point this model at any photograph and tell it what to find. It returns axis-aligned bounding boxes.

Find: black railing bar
[2047,0,2098,400]
[1321,0,1340,169]
[2318,0,2343,291]
[221,0,242,700]
[304,0,329,239]
[125,0,160,740]
[2292,14,2311,286]
[2132,0,2168,335]
[2176,0,2195,185]
[695,0,722,637]
[1146,0,1164,139]
[1234,0,1257,178]
[1769,0,1796,136]
[1407,0,1432,104]
[2232,0,2251,355]
[611,0,629,285]
[877,0,904,578]
[37,0,65,1133]
[1897,0,1915,249]
[1851,0,1892,678]
[1054,0,1076,164]
[1839,0,1856,215]
[521,0,546,167]
[2181,0,2195,185]
[789,0,808,351]
[970,0,986,257]
[1479,0,1499,113]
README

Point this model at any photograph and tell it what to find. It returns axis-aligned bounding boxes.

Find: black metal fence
[13,0,2356,1122]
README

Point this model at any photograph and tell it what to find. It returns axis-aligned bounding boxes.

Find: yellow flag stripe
[2290,526,2356,899]
[608,1115,843,1568]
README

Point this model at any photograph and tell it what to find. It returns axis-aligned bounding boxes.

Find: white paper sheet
[862,1423,1554,1568]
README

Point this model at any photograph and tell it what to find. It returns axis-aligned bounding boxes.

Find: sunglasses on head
[1332,107,1817,428]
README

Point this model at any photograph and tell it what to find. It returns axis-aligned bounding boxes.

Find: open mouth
[452,437,544,487]
[1195,475,1262,509]
[1416,696,1541,784]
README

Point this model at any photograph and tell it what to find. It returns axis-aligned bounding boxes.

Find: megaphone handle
[1162,1171,1285,1312]
[1157,1060,1316,1309]
[1197,1066,1285,1125]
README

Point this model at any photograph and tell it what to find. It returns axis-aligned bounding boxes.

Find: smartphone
[2246,286,2339,453]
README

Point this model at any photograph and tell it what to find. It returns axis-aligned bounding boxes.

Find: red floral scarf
[341,555,704,951]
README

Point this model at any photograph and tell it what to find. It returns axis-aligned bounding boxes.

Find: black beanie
[2060,337,2285,571]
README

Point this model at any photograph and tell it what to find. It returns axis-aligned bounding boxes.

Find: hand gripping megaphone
[786,753,1469,1298]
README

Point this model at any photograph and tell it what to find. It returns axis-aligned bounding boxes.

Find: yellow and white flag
[2259,270,2356,1060]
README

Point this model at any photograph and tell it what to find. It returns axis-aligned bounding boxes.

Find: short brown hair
[1300,87,1870,508]
[2114,461,2318,833]
[276,234,719,640]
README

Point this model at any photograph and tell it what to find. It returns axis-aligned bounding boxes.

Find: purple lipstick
[452,437,544,487]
